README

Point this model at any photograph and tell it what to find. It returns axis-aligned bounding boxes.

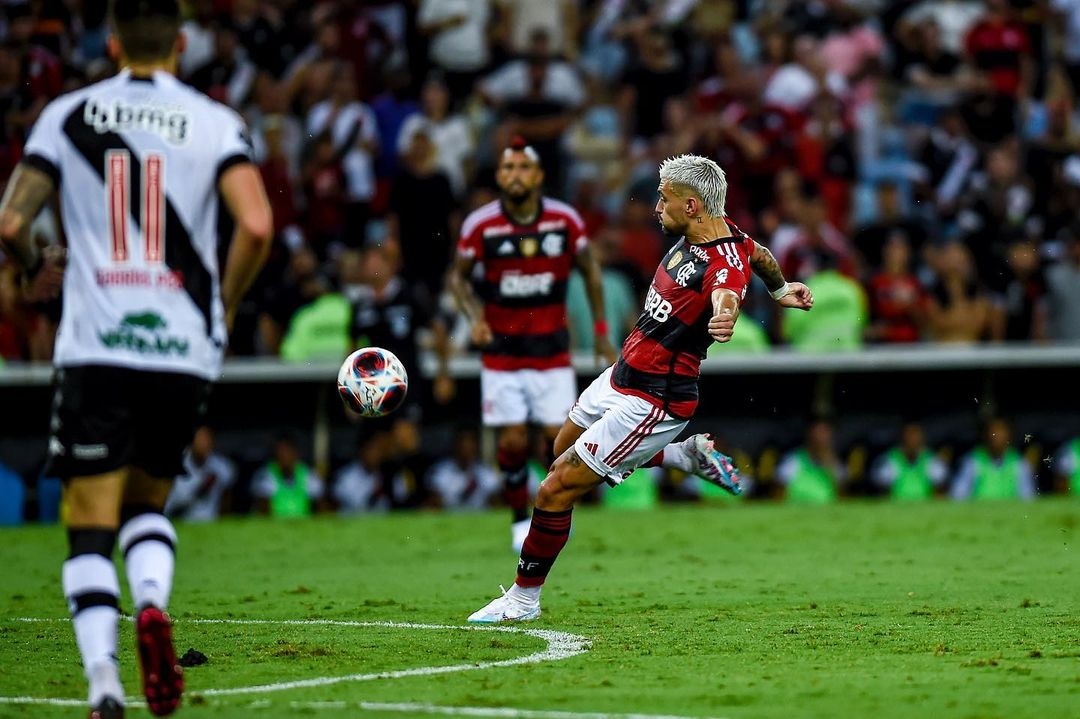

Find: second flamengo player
[449,138,618,552]
[468,154,814,623]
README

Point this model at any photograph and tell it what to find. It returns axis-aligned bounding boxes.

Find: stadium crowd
[1,0,1080,523]
[2,0,1080,362]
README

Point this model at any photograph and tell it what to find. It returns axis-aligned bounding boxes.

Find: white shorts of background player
[480,367,578,427]
[568,365,687,485]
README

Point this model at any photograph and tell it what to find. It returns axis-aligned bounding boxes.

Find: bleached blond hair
[658,155,728,217]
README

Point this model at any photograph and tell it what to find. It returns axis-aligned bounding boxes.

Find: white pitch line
[290,700,729,719]
[3,617,590,701]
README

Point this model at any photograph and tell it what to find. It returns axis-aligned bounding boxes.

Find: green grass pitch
[1,501,1078,718]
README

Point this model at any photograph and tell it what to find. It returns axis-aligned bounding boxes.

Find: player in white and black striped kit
[0,1,272,717]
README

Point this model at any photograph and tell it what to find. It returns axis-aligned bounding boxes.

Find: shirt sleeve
[565,206,588,254]
[250,469,274,499]
[22,99,66,185]
[215,107,255,181]
[457,210,485,261]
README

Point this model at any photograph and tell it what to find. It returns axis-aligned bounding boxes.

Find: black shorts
[46,365,209,480]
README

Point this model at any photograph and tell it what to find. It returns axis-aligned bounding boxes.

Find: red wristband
[594,320,609,337]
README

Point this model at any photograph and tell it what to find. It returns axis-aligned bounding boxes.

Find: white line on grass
[1,619,722,719]
[287,700,729,719]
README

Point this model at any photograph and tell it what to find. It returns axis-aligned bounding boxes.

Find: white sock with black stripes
[119,513,177,611]
[62,551,123,705]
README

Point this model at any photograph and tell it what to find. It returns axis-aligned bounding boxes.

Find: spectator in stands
[397,75,474,199]
[777,190,856,281]
[186,20,256,109]
[252,434,328,518]
[854,181,929,271]
[618,27,688,143]
[276,249,351,363]
[305,62,380,247]
[301,132,347,254]
[871,421,948,500]
[1052,436,1080,495]
[778,418,846,504]
[1045,225,1080,342]
[990,239,1046,342]
[899,0,986,56]
[763,34,847,112]
[418,0,494,103]
[499,0,579,59]
[866,235,926,344]
[388,127,458,302]
[333,434,398,513]
[959,143,1036,281]
[426,427,501,510]
[924,240,991,343]
[178,0,215,78]
[782,252,867,352]
[257,115,300,237]
[900,19,966,122]
[963,0,1030,129]
[950,417,1036,500]
[481,29,585,189]
[794,93,857,230]
[914,107,978,218]
[165,427,236,522]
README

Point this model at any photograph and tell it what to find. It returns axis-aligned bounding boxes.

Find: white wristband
[769,282,792,300]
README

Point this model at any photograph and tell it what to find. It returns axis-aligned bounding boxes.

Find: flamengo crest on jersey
[457,198,588,371]
[615,220,756,419]
[22,69,253,380]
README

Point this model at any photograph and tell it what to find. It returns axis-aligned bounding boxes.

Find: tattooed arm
[573,242,618,366]
[0,163,65,301]
[0,163,54,271]
[749,241,814,311]
[447,253,493,347]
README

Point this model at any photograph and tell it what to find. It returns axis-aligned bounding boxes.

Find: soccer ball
[337,347,409,417]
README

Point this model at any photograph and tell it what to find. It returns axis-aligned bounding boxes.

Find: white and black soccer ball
[336,347,409,418]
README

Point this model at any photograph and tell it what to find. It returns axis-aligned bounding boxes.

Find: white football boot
[467,585,541,624]
[682,433,742,495]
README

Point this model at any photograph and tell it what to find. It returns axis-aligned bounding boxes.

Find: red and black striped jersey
[457,197,588,370]
[614,220,757,419]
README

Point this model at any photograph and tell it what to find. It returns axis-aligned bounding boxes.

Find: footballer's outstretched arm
[0,163,64,300]
[447,254,493,346]
[219,163,273,330]
[573,242,618,365]
[749,241,814,311]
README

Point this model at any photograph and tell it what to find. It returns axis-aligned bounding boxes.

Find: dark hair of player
[110,0,181,62]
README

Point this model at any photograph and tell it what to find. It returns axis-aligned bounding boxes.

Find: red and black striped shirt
[615,221,756,419]
[457,198,588,371]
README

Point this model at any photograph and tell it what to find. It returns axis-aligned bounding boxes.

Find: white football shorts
[481,366,577,428]
[568,365,687,485]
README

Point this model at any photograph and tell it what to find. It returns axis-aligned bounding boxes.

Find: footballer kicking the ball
[469,155,814,623]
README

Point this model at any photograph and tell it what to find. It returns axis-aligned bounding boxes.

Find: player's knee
[123,474,171,511]
[497,425,529,453]
[535,462,587,511]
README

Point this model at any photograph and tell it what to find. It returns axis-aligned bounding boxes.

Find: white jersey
[23,69,254,379]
